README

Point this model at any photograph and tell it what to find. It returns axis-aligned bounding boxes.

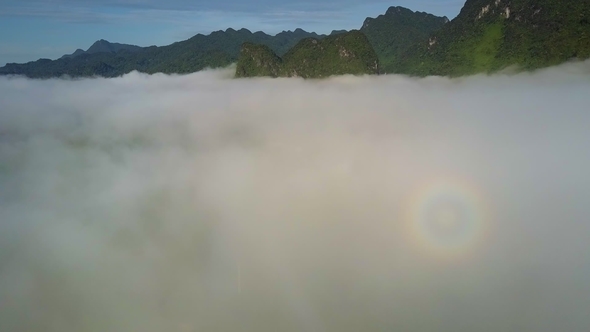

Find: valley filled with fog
[1,63,590,331]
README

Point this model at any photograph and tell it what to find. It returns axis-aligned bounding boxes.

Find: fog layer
[1,64,590,332]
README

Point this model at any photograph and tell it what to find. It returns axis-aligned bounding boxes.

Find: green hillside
[235,31,379,78]
[393,0,590,76]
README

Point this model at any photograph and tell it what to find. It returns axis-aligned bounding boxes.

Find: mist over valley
[1,63,590,331]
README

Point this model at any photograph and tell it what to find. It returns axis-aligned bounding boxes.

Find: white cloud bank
[1,63,590,332]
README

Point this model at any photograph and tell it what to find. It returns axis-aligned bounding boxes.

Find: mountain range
[1,0,589,78]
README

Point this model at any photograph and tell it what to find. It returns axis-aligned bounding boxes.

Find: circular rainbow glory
[405,178,491,260]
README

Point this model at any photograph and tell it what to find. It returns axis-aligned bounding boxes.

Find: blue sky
[0,0,465,66]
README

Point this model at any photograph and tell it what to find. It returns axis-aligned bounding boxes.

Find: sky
[2,62,590,331]
[0,0,465,66]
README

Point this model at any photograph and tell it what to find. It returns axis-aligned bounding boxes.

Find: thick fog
[1,63,590,332]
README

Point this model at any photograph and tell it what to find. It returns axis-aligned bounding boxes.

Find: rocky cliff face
[235,31,379,78]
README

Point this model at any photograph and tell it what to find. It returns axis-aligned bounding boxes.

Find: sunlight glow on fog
[1,63,590,331]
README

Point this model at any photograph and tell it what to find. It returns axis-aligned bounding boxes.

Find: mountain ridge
[61,40,144,59]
